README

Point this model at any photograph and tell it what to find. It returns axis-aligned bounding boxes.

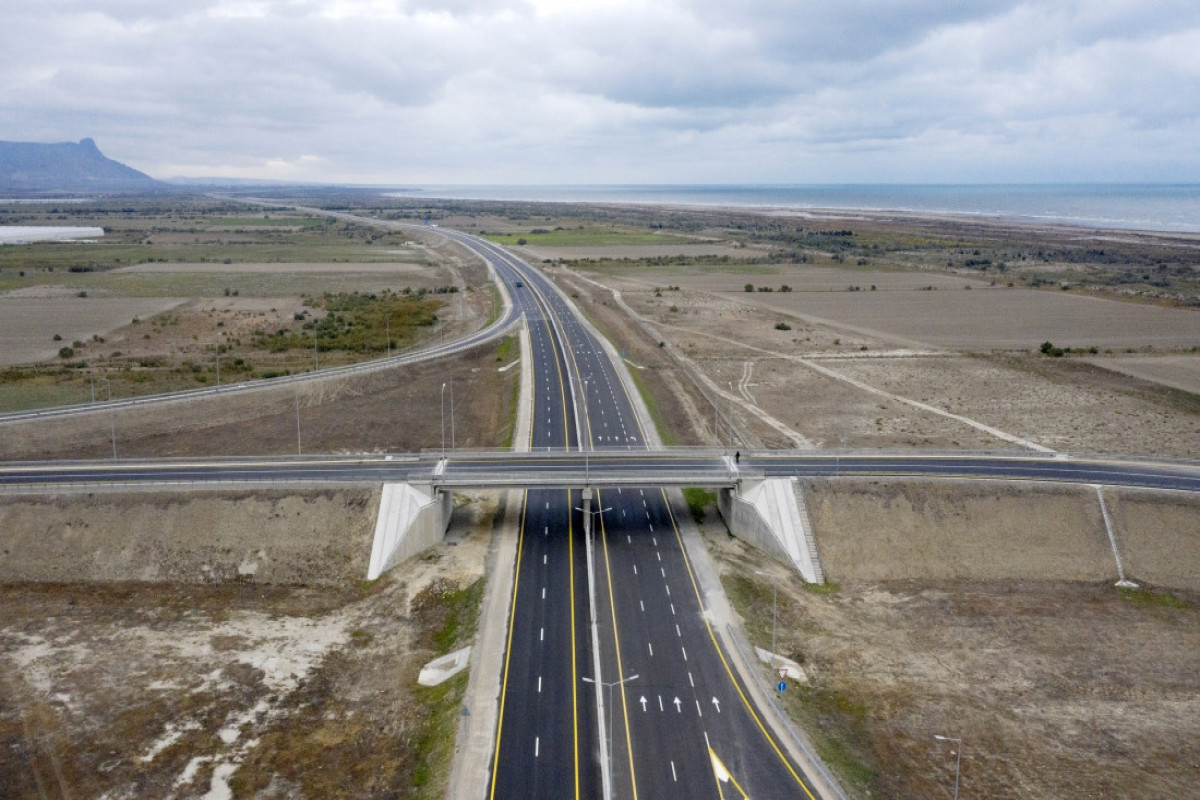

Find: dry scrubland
[2,196,1199,797]
[555,262,1200,456]
[0,335,519,461]
[0,200,490,409]
[0,488,501,798]
[707,480,1200,799]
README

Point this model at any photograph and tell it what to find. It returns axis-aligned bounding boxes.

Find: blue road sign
[777,681,787,692]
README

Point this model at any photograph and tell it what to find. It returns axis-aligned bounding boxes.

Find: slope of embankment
[0,486,380,585]
[806,478,1200,591]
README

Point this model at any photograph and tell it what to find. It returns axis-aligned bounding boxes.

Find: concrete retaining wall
[719,478,823,583]
[367,483,453,580]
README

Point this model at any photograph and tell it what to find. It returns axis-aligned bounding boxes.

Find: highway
[459,230,824,798]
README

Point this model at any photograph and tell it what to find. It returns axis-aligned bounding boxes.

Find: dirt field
[0,336,519,460]
[0,294,187,366]
[0,489,500,799]
[704,480,1200,798]
[0,487,380,585]
[554,264,1200,456]
[1088,354,1200,394]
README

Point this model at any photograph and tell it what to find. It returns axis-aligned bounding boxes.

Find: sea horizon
[385,183,1200,235]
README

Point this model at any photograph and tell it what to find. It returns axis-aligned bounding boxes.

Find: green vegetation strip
[485,228,699,247]
[720,571,879,797]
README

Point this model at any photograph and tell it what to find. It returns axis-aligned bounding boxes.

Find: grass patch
[720,570,879,797]
[485,228,698,247]
[497,336,520,450]
[780,685,880,795]
[628,366,678,446]
[682,487,717,524]
[804,581,841,595]
[1118,585,1190,610]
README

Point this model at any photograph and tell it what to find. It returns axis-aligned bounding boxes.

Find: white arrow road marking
[639,696,648,712]
[673,697,682,713]
[712,697,722,713]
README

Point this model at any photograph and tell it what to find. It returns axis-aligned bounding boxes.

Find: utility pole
[295,388,302,455]
[101,378,115,459]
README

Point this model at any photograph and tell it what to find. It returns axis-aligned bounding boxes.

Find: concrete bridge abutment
[719,478,825,584]
[367,482,453,580]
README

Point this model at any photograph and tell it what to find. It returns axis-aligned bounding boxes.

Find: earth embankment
[0,486,379,585]
[806,479,1200,591]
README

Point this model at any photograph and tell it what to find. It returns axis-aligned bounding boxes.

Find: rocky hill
[0,137,161,192]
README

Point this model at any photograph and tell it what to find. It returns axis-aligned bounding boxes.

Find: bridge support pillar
[718,478,825,584]
[367,483,452,580]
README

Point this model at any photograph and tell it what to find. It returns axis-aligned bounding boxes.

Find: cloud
[1,0,1197,183]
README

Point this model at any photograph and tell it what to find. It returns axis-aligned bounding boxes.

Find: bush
[1040,340,1065,357]
[744,283,754,292]
[774,322,792,331]
[58,347,75,358]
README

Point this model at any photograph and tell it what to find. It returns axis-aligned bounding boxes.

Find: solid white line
[671,761,677,782]
[540,627,544,641]
[648,642,654,656]
[535,737,540,758]
[538,676,542,693]
[639,600,644,611]
[688,671,694,688]
[542,587,546,599]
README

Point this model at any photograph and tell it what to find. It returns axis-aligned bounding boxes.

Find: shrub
[58,347,75,358]
[774,322,792,331]
[744,283,754,292]
[1040,341,1065,358]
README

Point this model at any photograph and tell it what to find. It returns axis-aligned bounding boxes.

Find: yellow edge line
[660,488,817,800]
[568,488,580,799]
[489,490,529,799]
[709,746,751,798]
[541,312,581,797]
[597,489,639,799]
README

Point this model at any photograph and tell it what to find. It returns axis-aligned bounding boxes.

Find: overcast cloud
[3,0,1198,184]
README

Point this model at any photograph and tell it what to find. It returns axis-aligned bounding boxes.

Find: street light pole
[934,735,962,800]
[450,377,455,451]
[582,672,638,800]
[727,380,734,455]
[440,382,446,459]
[583,377,590,485]
[755,570,778,668]
[295,388,302,456]
[101,378,116,459]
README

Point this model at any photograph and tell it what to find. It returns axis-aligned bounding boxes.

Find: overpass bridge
[4,449,1198,493]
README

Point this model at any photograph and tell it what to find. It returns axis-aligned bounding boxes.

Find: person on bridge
[735,451,740,464]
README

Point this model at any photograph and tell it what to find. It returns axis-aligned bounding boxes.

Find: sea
[388,184,1200,235]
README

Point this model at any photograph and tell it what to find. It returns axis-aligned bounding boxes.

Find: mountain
[0,138,162,192]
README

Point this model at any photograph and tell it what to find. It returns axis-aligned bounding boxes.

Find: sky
[3,0,1199,185]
